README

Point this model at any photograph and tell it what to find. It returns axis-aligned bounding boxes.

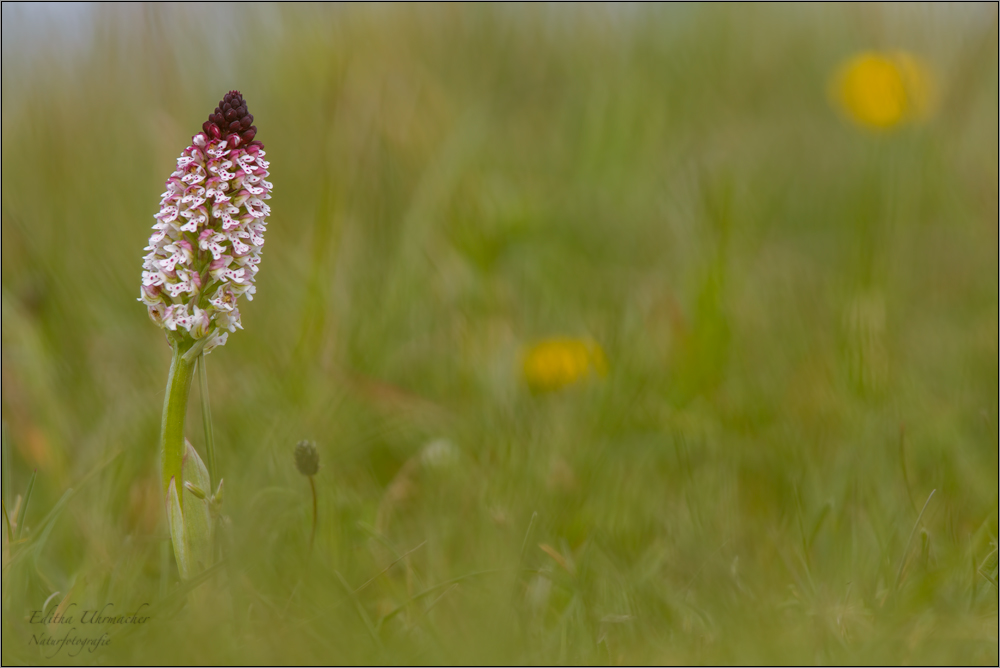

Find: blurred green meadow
[2,3,998,665]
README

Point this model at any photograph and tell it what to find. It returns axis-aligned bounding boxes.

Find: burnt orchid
[141,91,270,579]
[140,90,271,355]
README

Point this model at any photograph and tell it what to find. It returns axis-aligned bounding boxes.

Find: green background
[2,4,997,665]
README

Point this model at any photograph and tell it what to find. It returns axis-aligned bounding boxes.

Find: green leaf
[184,440,211,495]
[181,441,215,577]
[165,444,218,581]
[166,478,190,581]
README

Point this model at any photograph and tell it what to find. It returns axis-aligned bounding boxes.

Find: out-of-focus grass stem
[13,470,36,542]
[509,511,538,612]
[308,475,317,554]
[895,489,937,592]
[334,570,381,646]
[979,547,999,590]
[898,425,917,514]
[198,355,218,486]
[1,423,10,509]
[294,441,320,553]
[2,500,12,545]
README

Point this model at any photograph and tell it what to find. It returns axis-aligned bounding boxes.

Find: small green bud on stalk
[295,441,321,477]
[294,441,320,553]
[184,482,208,501]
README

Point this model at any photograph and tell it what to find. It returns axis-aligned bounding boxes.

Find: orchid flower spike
[140,91,272,354]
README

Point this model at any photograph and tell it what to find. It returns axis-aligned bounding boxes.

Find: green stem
[160,340,196,507]
[308,475,317,553]
[198,355,217,487]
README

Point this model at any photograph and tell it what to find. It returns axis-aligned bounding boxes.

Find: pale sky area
[2,2,995,89]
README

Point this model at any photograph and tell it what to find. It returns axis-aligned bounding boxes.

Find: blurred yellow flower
[522,338,607,392]
[831,51,935,130]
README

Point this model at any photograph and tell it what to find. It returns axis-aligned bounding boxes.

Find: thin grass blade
[1,422,10,508]
[13,470,37,542]
[2,499,12,546]
[198,355,218,485]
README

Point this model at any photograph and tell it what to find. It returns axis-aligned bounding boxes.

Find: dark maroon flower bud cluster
[202,90,260,148]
